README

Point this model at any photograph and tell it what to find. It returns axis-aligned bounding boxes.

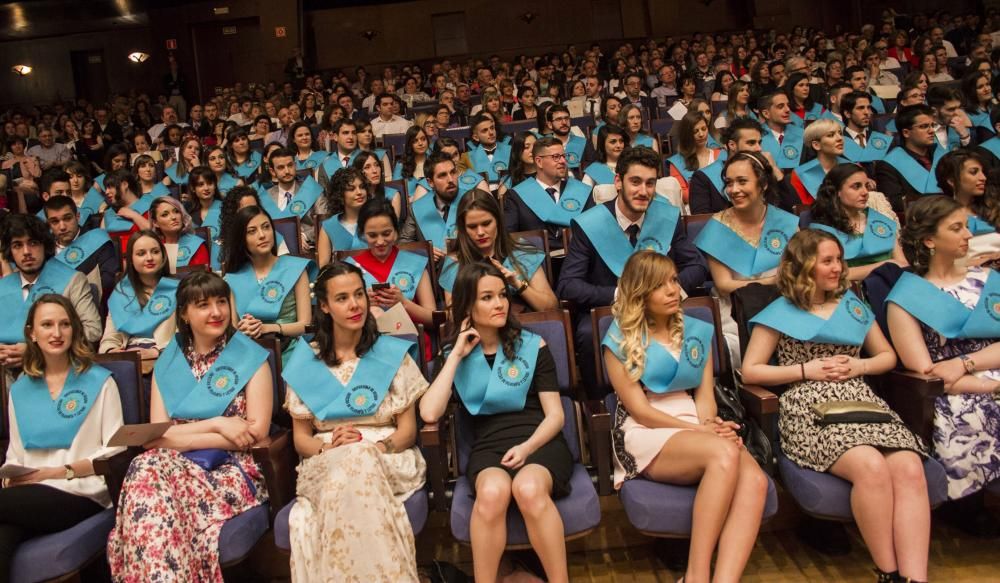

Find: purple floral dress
[921,267,1000,499]
[106,342,268,582]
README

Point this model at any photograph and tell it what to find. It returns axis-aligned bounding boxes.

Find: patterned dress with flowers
[919,267,1000,498]
[106,342,268,583]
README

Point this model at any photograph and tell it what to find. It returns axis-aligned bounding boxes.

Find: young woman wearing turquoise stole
[667,110,723,207]
[223,206,313,363]
[352,150,402,219]
[162,136,201,189]
[282,262,428,581]
[582,124,627,187]
[810,163,906,280]
[225,127,263,182]
[132,154,170,200]
[391,125,431,194]
[604,252,767,583]
[65,161,104,228]
[107,272,273,582]
[619,104,659,153]
[591,96,623,148]
[100,231,177,374]
[204,145,242,195]
[790,119,847,204]
[742,230,929,583]
[694,152,799,365]
[935,149,1000,268]
[289,121,327,179]
[317,168,372,266]
[497,132,537,197]
[440,189,558,313]
[150,196,209,274]
[887,196,1000,506]
[186,166,224,237]
[1,296,124,576]
[218,186,290,262]
[347,199,436,327]
[354,119,394,180]
[421,262,572,583]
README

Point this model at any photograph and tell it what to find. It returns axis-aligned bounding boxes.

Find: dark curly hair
[324,167,369,216]
[313,261,379,366]
[901,195,965,276]
[615,145,661,179]
[1,214,55,263]
[446,261,524,361]
[810,163,870,235]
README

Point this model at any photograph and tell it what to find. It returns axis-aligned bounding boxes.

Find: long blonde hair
[22,294,94,378]
[776,229,850,310]
[611,251,684,382]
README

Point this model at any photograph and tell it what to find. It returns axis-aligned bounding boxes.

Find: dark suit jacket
[875,146,941,212]
[555,200,708,311]
[504,179,594,250]
[74,236,120,301]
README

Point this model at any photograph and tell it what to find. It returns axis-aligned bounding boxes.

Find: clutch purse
[183,448,257,496]
[812,400,893,425]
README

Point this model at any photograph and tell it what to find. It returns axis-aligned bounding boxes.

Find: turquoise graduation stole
[457,169,486,195]
[55,229,112,270]
[787,103,825,128]
[201,200,223,239]
[144,183,170,200]
[225,255,313,321]
[175,233,205,268]
[811,208,897,261]
[320,148,360,177]
[155,332,268,419]
[969,214,997,236]
[694,206,798,277]
[234,151,262,179]
[820,111,845,126]
[602,316,713,394]
[0,260,78,343]
[696,155,728,199]
[282,334,413,419]
[583,162,616,185]
[438,246,545,292]
[469,142,513,180]
[453,330,542,415]
[632,134,655,149]
[347,249,427,300]
[94,173,107,192]
[391,163,430,195]
[591,121,606,140]
[969,110,994,134]
[938,127,963,152]
[750,290,874,346]
[218,173,240,194]
[842,131,892,163]
[513,178,592,227]
[108,277,179,336]
[564,134,587,169]
[794,157,849,197]
[981,136,1000,162]
[257,177,323,219]
[321,214,368,251]
[886,118,897,133]
[296,150,328,171]
[666,153,697,182]
[410,189,467,249]
[761,125,804,169]
[574,197,680,277]
[164,164,191,186]
[886,270,1000,339]
[870,94,886,115]
[12,365,112,449]
[77,187,106,225]
[882,146,945,194]
[103,193,156,232]
[707,134,722,149]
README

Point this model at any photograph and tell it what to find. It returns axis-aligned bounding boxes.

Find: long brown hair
[313,261,379,367]
[447,262,523,360]
[22,294,94,378]
[454,189,536,279]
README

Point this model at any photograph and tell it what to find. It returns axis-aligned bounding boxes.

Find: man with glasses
[504,137,593,250]
[614,73,654,112]
[885,85,926,134]
[544,105,593,171]
[877,104,945,211]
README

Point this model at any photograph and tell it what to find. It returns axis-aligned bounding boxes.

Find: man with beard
[100,170,152,238]
[400,153,463,262]
[544,105,594,172]
[43,195,118,298]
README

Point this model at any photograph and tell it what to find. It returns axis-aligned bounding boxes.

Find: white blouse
[5,377,126,507]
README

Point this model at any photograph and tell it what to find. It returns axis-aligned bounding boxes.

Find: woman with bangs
[108,272,274,582]
[354,119,394,179]
[604,251,767,583]
[131,153,169,199]
[203,144,242,194]
[64,160,105,228]
[225,127,263,182]
[742,229,930,583]
[439,189,557,313]
[582,124,628,188]
[789,118,847,204]
[162,136,202,190]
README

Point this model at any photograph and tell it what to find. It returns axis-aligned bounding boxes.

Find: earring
[929,247,935,256]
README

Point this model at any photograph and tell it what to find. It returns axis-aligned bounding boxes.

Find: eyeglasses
[551,116,571,123]
[537,153,567,161]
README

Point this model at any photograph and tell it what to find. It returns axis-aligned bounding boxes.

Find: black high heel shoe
[874,567,899,582]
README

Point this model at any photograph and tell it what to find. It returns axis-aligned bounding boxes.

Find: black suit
[69,234,119,304]
[504,179,594,250]
[875,145,941,212]
[556,200,708,392]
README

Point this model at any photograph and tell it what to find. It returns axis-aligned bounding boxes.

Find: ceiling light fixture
[128,51,150,63]
[11,64,32,76]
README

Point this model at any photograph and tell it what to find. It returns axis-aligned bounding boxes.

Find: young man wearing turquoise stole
[43,195,118,299]
[841,91,892,165]
[821,83,851,125]
[757,92,805,170]
[466,113,512,185]
[100,170,152,237]
[876,104,945,212]
[399,153,461,262]
[556,146,708,393]
[317,118,360,190]
[263,147,323,251]
[975,107,1000,167]
[545,105,594,171]
[503,137,594,250]
[0,215,102,368]
[927,85,976,152]
[845,65,887,115]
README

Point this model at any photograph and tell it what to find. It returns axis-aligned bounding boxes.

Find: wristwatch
[960,355,976,374]
[64,464,76,480]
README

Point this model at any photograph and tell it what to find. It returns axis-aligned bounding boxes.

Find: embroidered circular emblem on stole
[260,281,286,303]
[683,337,706,367]
[57,389,90,418]
[846,297,870,324]
[207,366,240,397]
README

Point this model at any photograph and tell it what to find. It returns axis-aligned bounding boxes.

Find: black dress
[464,345,574,498]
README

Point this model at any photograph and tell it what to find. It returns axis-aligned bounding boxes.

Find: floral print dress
[107,342,268,583]
[920,267,1000,499]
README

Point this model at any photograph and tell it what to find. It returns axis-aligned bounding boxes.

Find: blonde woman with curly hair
[742,229,930,583]
[602,251,768,583]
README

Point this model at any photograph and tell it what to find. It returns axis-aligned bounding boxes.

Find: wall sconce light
[128,51,150,63]
[519,12,537,24]
[11,64,32,76]
[361,30,379,41]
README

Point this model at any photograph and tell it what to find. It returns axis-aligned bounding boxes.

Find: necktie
[626,224,640,247]
[283,191,293,208]
[777,133,784,145]
[23,282,33,301]
[545,187,557,202]
[342,156,350,166]
[588,99,596,117]
[857,133,866,148]
[440,203,450,221]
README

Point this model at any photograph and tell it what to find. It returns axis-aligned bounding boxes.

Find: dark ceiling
[0,0,148,41]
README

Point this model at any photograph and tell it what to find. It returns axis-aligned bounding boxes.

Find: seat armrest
[879,369,944,443]
[251,429,298,523]
[582,399,612,496]
[93,447,144,508]
[738,384,779,419]
[419,417,449,512]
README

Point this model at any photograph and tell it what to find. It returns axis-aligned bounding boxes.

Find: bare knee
[707,438,741,475]
[512,475,553,518]
[739,455,769,500]
[846,448,892,489]
[889,452,927,489]
[474,476,512,521]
